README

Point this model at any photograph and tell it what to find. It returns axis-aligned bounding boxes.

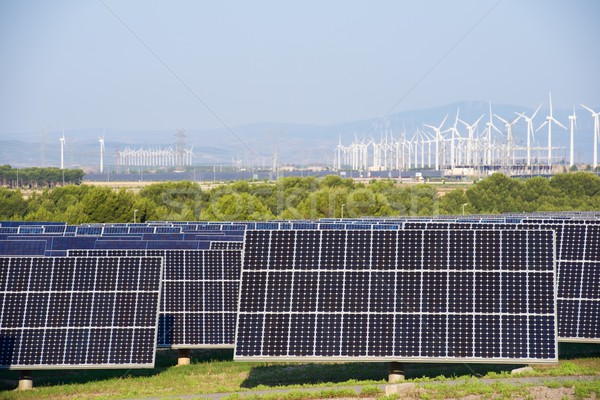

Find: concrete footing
[388,361,405,383]
[18,371,33,390]
[177,349,191,366]
[385,382,416,396]
[511,366,534,375]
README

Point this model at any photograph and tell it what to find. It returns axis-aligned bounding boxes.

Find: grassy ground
[0,344,598,399]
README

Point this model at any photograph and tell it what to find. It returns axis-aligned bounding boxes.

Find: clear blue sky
[0,0,598,133]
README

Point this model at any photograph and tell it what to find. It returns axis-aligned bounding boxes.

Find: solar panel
[210,241,244,250]
[0,240,47,256]
[235,229,558,363]
[68,249,242,349]
[0,256,163,370]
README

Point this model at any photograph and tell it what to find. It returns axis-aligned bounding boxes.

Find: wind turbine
[458,115,483,166]
[516,104,542,167]
[410,130,419,169]
[446,109,461,169]
[568,108,577,168]
[494,114,521,166]
[536,93,566,167]
[99,134,105,173]
[424,114,448,171]
[59,130,66,170]
[581,104,600,170]
[484,101,502,166]
[419,130,431,168]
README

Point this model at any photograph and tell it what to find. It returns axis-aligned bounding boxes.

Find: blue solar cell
[0,240,47,256]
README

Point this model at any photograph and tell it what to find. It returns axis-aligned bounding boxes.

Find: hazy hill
[1,101,596,170]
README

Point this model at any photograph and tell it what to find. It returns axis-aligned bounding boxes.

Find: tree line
[1,172,599,223]
[0,165,85,188]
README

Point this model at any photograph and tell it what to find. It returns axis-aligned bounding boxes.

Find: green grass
[0,344,598,399]
[360,385,384,397]
[221,388,358,400]
[571,380,600,400]
[419,380,531,400]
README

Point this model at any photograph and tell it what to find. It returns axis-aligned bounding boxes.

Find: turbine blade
[552,117,567,130]
[536,121,548,132]
[531,104,542,119]
[439,114,448,129]
[494,113,508,124]
[580,104,596,114]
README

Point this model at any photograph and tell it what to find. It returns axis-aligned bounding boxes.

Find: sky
[0,0,599,133]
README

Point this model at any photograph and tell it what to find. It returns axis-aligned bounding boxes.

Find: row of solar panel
[1,221,598,349]
[2,222,598,342]
[0,216,598,372]
[3,211,600,236]
[0,236,242,256]
[1,231,556,370]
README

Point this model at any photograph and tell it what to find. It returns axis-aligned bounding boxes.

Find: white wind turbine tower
[99,134,105,173]
[59,130,66,170]
[419,130,430,168]
[424,115,448,171]
[446,109,461,169]
[484,101,502,166]
[568,108,577,168]
[517,104,542,167]
[458,115,483,166]
[494,114,521,166]
[581,104,600,171]
[536,93,566,167]
[581,104,600,170]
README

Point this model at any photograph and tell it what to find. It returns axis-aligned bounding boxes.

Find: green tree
[0,188,28,219]
[79,187,136,222]
[201,192,273,220]
[465,173,523,213]
[439,189,468,215]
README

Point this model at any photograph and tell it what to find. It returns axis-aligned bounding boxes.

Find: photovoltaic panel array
[395,220,600,343]
[235,229,558,363]
[0,257,162,370]
[247,217,598,344]
[68,249,242,348]
[0,256,163,369]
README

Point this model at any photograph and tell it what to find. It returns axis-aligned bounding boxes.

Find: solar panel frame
[0,255,164,370]
[234,228,558,364]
